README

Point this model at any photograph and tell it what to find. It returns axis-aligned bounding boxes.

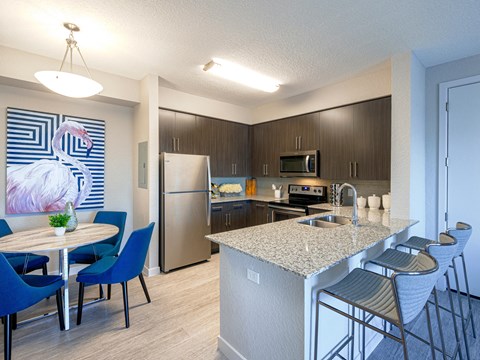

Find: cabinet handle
[349,162,353,178]
[225,214,228,227]
[295,136,298,150]
[256,204,265,208]
[172,137,176,152]
[212,206,223,212]
[233,204,243,210]
[176,138,180,152]
[263,164,266,176]
[265,164,268,175]
[299,136,302,150]
[234,163,237,175]
[267,213,270,223]
[354,162,358,178]
[232,163,235,175]
[228,213,231,226]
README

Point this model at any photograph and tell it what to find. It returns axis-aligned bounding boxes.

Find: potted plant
[48,213,71,236]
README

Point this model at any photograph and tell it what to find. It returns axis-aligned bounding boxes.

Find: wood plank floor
[1,254,227,360]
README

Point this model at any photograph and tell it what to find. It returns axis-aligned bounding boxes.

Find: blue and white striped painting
[6,107,105,214]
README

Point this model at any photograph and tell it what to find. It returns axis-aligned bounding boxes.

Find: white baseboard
[144,265,160,277]
[218,336,247,360]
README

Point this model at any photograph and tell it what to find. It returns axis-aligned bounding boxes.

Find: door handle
[172,137,176,152]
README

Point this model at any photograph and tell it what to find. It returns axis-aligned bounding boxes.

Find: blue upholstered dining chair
[76,222,155,328]
[0,219,49,275]
[69,211,127,264]
[0,253,64,360]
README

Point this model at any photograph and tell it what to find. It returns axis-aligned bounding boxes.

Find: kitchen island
[206,205,418,360]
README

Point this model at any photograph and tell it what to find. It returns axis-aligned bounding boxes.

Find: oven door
[269,205,306,222]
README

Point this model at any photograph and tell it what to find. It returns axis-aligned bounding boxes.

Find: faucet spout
[337,183,358,226]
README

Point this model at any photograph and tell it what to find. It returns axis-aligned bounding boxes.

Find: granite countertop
[206,206,418,279]
[211,194,287,204]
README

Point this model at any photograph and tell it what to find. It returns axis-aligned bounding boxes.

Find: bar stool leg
[425,303,436,360]
[433,287,448,360]
[362,309,366,360]
[452,259,471,360]
[460,254,476,338]
[446,272,463,360]
[350,305,355,360]
[398,321,409,360]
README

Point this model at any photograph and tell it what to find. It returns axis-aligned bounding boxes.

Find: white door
[440,76,480,296]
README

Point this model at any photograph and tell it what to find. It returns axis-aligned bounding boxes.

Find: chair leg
[138,273,151,303]
[42,263,48,275]
[398,322,409,360]
[121,282,130,328]
[433,287,448,360]
[77,283,85,325]
[460,254,476,338]
[4,314,12,360]
[446,272,463,360]
[453,259,471,360]
[107,284,112,300]
[56,289,65,331]
[350,306,355,360]
[11,313,17,331]
[425,303,436,360]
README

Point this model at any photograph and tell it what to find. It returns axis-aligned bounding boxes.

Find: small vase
[65,201,78,232]
[54,227,66,236]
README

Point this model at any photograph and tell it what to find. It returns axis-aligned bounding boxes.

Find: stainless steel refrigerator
[160,153,211,272]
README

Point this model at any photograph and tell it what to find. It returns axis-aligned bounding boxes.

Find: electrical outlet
[247,269,260,284]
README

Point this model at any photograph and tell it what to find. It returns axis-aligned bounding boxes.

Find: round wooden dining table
[0,223,119,330]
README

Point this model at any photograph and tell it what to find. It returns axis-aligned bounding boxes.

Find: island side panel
[218,245,305,360]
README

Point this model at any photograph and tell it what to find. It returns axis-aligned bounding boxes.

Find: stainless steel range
[268,184,328,222]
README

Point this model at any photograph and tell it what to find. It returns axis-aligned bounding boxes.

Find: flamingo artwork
[6,120,94,214]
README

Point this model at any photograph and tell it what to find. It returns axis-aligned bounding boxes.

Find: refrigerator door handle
[207,156,212,226]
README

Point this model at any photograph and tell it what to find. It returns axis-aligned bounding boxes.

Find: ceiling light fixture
[34,23,103,98]
[203,58,280,93]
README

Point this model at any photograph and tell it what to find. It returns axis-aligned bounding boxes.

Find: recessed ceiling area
[1,0,479,107]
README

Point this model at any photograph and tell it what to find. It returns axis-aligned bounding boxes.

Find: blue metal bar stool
[398,222,474,360]
[315,252,440,360]
[368,233,461,360]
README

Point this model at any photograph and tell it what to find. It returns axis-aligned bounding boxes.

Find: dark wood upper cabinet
[352,97,391,180]
[158,109,195,154]
[277,113,317,152]
[317,97,391,180]
[252,121,278,177]
[318,105,355,179]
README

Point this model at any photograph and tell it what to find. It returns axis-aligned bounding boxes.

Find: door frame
[438,74,480,232]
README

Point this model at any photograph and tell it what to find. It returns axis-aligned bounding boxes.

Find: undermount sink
[298,215,352,228]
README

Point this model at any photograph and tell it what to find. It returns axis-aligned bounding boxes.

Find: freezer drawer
[162,153,209,193]
[161,191,211,272]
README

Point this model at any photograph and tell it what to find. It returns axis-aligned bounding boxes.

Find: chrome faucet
[338,183,358,226]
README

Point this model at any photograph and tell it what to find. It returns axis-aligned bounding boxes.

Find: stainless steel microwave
[279,150,319,177]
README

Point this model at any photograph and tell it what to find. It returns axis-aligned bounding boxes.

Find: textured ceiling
[1,0,480,107]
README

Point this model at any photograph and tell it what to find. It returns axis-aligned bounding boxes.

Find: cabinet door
[211,205,226,234]
[353,97,391,180]
[158,109,176,153]
[175,112,196,154]
[252,121,279,177]
[277,114,316,152]
[252,123,267,177]
[195,116,214,156]
[229,202,247,230]
[253,201,270,225]
[318,106,355,180]
[230,122,249,176]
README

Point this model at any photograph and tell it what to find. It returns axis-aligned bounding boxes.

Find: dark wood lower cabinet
[247,201,270,226]
[210,201,247,253]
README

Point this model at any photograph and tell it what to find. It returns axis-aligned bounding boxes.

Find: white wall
[0,46,140,107]
[0,84,134,271]
[425,53,480,238]
[252,61,391,123]
[158,86,252,124]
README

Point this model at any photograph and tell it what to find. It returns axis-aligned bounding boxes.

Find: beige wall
[0,84,134,271]
[252,61,391,123]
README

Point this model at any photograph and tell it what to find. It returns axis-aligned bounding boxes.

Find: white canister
[368,194,381,210]
[382,192,391,212]
[274,189,282,198]
[357,196,367,209]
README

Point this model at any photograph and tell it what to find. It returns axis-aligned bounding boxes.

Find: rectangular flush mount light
[203,58,280,93]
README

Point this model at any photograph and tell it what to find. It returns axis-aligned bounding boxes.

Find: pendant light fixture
[35,23,103,98]
[203,58,280,93]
